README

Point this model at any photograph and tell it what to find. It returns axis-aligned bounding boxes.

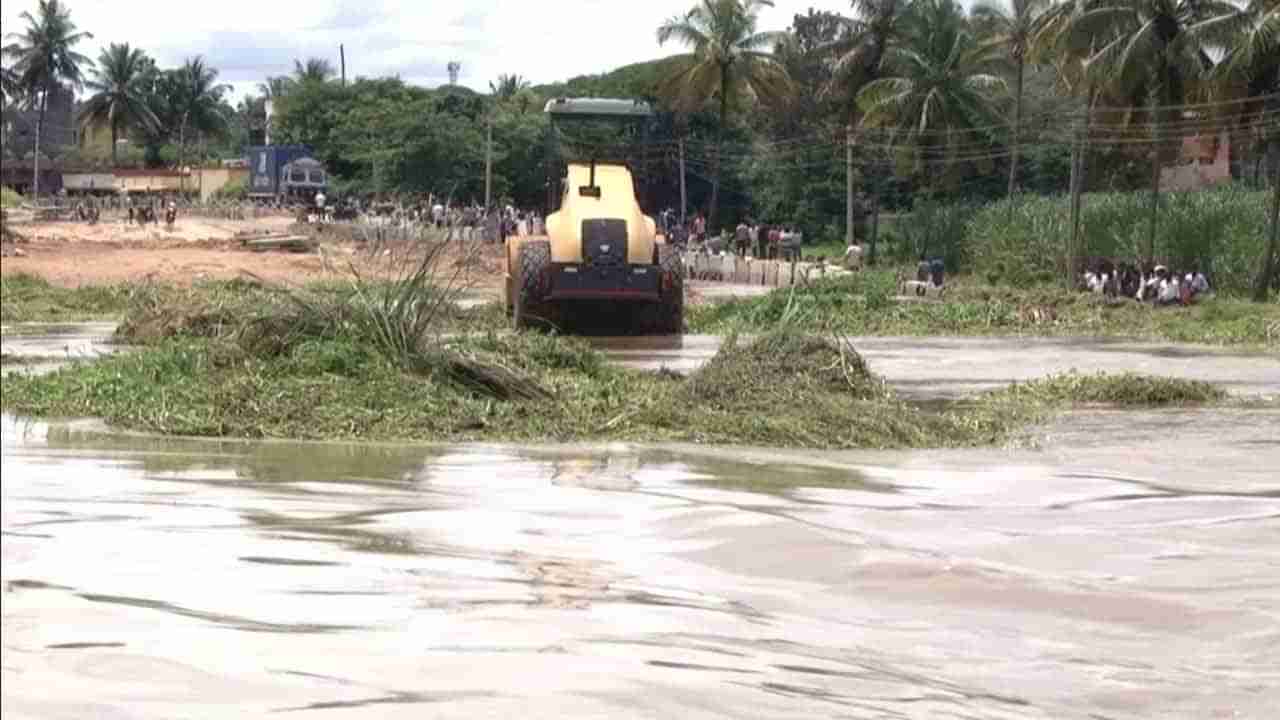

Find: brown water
[4,410,1279,719]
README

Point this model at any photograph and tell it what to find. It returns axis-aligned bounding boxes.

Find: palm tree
[657,0,791,228]
[258,75,293,101]
[171,57,231,183]
[79,43,159,165]
[257,75,292,143]
[1064,0,1240,263]
[3,0,92,196]
[973,0,1053,196]
[293,58,334,86]
[0,62,21,106]
[826,0,912,110]
[856,0,1007,174]
[1205,0,1278,299]
[490,73,530,101]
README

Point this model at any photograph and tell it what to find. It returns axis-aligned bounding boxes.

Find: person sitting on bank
[1156,268,1180,306]
[1187,267,1211,298]
[843,239,864,271]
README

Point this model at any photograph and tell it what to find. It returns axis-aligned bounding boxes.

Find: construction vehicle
[505,97,683,335]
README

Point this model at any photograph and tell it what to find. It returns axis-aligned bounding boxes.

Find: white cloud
[3,0,855,102]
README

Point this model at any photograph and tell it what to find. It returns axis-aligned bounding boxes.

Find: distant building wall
[63,172,116,192]
[113,169,190,193]
[1160,132,1231,192]
[195,167,249,201]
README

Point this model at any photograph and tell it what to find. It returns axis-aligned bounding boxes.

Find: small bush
[1,187,22,208]
[682,329,884,411]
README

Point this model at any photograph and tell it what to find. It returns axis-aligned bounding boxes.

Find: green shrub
[1,187,22,208]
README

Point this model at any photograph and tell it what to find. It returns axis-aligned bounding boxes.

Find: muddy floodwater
[3,406,1279,719]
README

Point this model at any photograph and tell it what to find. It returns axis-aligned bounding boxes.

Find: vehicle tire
[646,244,685,335]
[514,240,557,331]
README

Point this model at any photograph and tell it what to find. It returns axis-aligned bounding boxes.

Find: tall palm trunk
[710,66,729,232]
[33,85,48,198]
[1007,56,1024,198]
[178,112,188,193]
[1255,146,1279,301]
[110,118,119,166]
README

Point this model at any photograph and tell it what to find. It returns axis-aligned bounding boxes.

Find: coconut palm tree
[79,43,159,165]
[825,0,912,110]
[293,58,335,86]
[171,57,231,180]
[657,0,792,228]
[0,62,21,106]
[972,0,1054,196]
[856,0,1007,172]
[1064,0,1241,262]
[3,0,93,196]
[490,73,529,101]
[1205,0,1278,298]
[259,75,293,101]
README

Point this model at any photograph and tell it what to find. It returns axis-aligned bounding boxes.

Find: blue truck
[246,145,328,201]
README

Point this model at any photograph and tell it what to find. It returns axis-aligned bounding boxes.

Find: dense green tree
[3,0,92,195]
[79,43,159,165]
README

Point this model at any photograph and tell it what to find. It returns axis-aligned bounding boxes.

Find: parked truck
[246,145,328,202]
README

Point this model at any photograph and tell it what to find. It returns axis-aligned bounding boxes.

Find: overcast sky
[2,0,859,103]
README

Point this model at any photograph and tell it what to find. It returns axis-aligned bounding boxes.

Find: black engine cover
[582,219,627,267]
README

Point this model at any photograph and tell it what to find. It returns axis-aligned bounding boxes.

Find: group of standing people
[663,211,804,261]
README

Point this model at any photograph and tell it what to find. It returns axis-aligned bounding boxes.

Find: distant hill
[532,56,689,103]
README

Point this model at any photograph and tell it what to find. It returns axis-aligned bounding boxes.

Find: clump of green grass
[995,371,1228,406]
[0,273,133,322]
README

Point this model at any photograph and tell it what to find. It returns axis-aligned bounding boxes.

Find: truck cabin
[281,157,327,200]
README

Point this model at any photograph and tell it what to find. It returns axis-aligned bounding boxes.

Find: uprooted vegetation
[0,281,1236,447]
[1,231,1242,447]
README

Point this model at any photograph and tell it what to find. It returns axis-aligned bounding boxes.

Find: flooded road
[4,411,1279,718]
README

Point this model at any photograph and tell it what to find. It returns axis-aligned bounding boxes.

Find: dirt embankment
[0,217,508,290]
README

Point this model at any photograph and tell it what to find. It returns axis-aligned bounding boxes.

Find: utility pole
[1067,118,1082,286]
[484,107,493,212]
[340,45,346,86]
[846,123,854,247]
[679,137,687,226]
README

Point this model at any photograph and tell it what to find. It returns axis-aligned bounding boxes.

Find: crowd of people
[1081,261,1211,306]
[659,210,806,261]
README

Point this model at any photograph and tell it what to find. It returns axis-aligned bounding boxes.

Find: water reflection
[4,412,1280,719]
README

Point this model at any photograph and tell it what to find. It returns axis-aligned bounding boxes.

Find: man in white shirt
[1158,271,1180,306]
[1188,268,1210,297]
